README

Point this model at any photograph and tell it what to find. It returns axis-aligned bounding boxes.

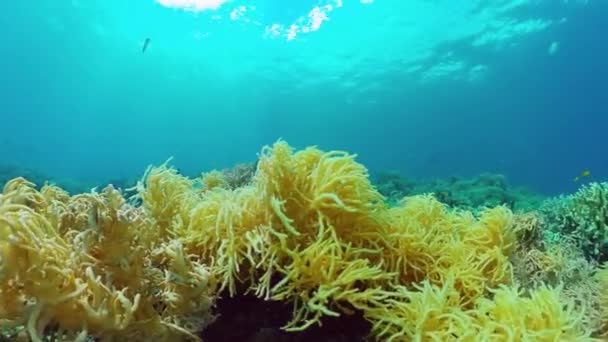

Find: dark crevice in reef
[201,293,373,342]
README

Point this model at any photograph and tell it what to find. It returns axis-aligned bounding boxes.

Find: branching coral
[220,161,257,190]
[542,182,608,262]
[509,212,602,335]
[374,172,544,212]
[594,264,608,336]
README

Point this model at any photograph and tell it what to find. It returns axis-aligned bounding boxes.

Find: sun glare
[155,0,230,11]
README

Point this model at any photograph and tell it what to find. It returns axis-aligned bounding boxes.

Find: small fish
[142,38,151,53]
[548,41,560,56]
[574,170,591,182]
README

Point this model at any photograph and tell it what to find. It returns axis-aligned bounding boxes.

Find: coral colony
[1,141,607,341]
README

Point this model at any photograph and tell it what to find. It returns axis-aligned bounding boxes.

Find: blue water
[0,0,606,195]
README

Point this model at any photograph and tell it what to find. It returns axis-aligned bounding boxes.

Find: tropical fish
[142,38,151,53]
[574,170,591,182]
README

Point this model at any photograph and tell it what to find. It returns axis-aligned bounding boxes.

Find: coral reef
[375,171,544,212]
[509,211,602,333]
[0,141,605,341]
[542,182,608,262]
[0,163,138,196]
[0,164,48,189]
[219,161,258,190]
[198,161,257,191]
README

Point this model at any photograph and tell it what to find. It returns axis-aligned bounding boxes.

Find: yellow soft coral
[366,279,591,341]
[177,141,389,299]
[0,179,216,341]
[268,221,392,331]
[136,161,197,236]
[474,284,591,341]
[365,277,476,341]
[2,140,597,341]
[180,186,268,295]
[255,140,386,244]
[381,195,515,306]
[199,170,228,191]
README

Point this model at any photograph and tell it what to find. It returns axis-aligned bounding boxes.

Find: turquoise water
[1,0,606,194]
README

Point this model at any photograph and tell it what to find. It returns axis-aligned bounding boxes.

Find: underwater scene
[1,0,608,341]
